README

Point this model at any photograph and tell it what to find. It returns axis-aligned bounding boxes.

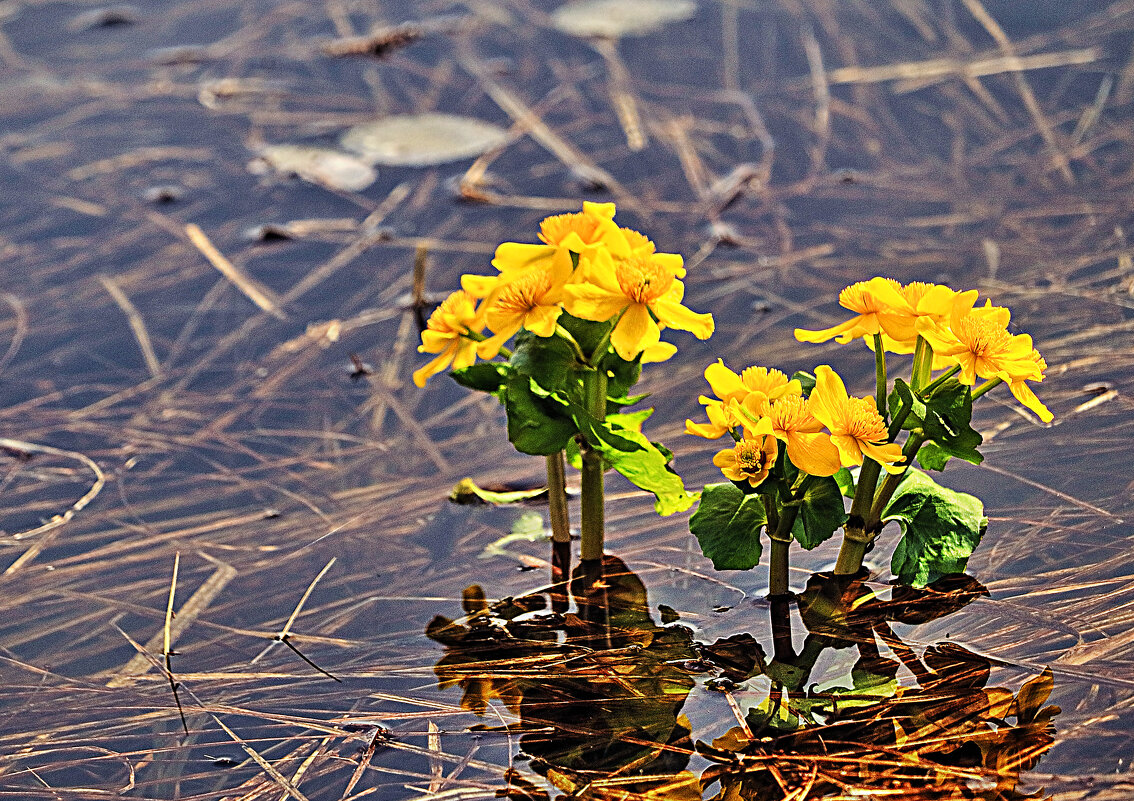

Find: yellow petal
[860,440,906,473]
[809,365,848,431]
[492,242,554,274]
[641,341,677,363]
[794,317,859,344]
[783,432,842,477]
[704,360,744,402]
[653,294,714,339]
[413,345,458,387]
[611,303,659,360]
[583,201,616,219]
[562,282,628,323]
[523,304,562,337]
[1005,377,1054,423]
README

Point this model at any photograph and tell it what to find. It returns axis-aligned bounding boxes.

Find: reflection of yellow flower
[475,258,573,358]
[763,395,842,477]
[713,418,778,487]
[809,366,905,473]
[795,278,911,344]
[413,291,483,387]
[563,249,714,360]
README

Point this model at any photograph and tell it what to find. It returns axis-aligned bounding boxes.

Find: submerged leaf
[341,113,509,166]
[552,0,696,38]
[250,144,377,191]
[449,477,547,505]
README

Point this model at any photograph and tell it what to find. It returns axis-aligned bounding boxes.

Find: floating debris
[322,15,470,58]
[142,184,183,204]
[340,113,509,167]
[67,4,139,32]
[551,0,696,38]
[248,144,377,192]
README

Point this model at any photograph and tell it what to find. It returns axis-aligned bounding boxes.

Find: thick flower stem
[910,335,932,391]
[768,533,792,597]
[546,451,572,613]
[579,369,608,562]
[867,432,926,528]
[835,459,883,575]
[873,333,888,419]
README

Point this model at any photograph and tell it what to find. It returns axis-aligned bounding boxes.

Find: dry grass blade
[96,274,162,379]
[251,557,341,681]
[184,222,287,320]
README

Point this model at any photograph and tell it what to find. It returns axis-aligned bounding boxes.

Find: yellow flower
[712,417,778,488]
[463,202,627,299]
[997,348,1053,423]
[794,277,912,345]
[875,282,980,353]
[685,361,801,439]
[562,249,714,360]
[809,366,905,473]
[763,395,842,477]
[413,290,484,387]
[916,302,1036,385]
[475,257,573,358]
[685,398,735,439]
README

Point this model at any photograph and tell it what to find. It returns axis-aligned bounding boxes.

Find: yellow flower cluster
[687,361,905,487]
[794,277,1052,422]
[413,202,714,387]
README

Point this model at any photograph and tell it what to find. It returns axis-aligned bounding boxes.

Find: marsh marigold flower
[875,282,979,354]
[413,290,484,387]
[809,366,905,473]
[755,394,842,477]
[795,277,912,345]
[463,202,627,299]
[475,257,573,358]
[713,417,778,488]
[563,249,714,361]
[685,361,801,439]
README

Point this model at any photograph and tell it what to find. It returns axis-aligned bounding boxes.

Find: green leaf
[504,374,577,455]
[792,370,816,396]
[833,467,855,498]
[450,362,509,394]
[920,379,983,466]
[891,378,982,466]
[509,329,577,393]
[570,402,694,515]
[882,469,988,587]
[689,483,767,569]
[916,441,951,471]
[794,476,849,550]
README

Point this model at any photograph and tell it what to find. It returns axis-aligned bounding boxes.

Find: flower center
[428,290,477,334]
[539,212,603,248]
[615,257,674,304]
[844,396,889,443]
[740,366,790,396]
[734,439,769,472]
[840,278,901,313]
[955,315,1012,357]
[770,395,813,431]
[493,270,551,315]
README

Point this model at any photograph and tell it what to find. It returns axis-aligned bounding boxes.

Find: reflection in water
[428,559,1060,800]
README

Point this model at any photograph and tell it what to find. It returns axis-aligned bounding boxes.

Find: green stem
[768,534,791,597]
[910,335,932,391]
[971,376,1003,401]
[546,452,571,545]
[835,459,882,575]
[554,324,587,363]
[587,307,628,364]
[920,364,961,397]
[867,432,926,529]
[579,368,608,561]
[768,477,811,596]
[873,333,888,420]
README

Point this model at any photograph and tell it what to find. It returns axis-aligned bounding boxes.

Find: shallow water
[1,0,1133,798]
